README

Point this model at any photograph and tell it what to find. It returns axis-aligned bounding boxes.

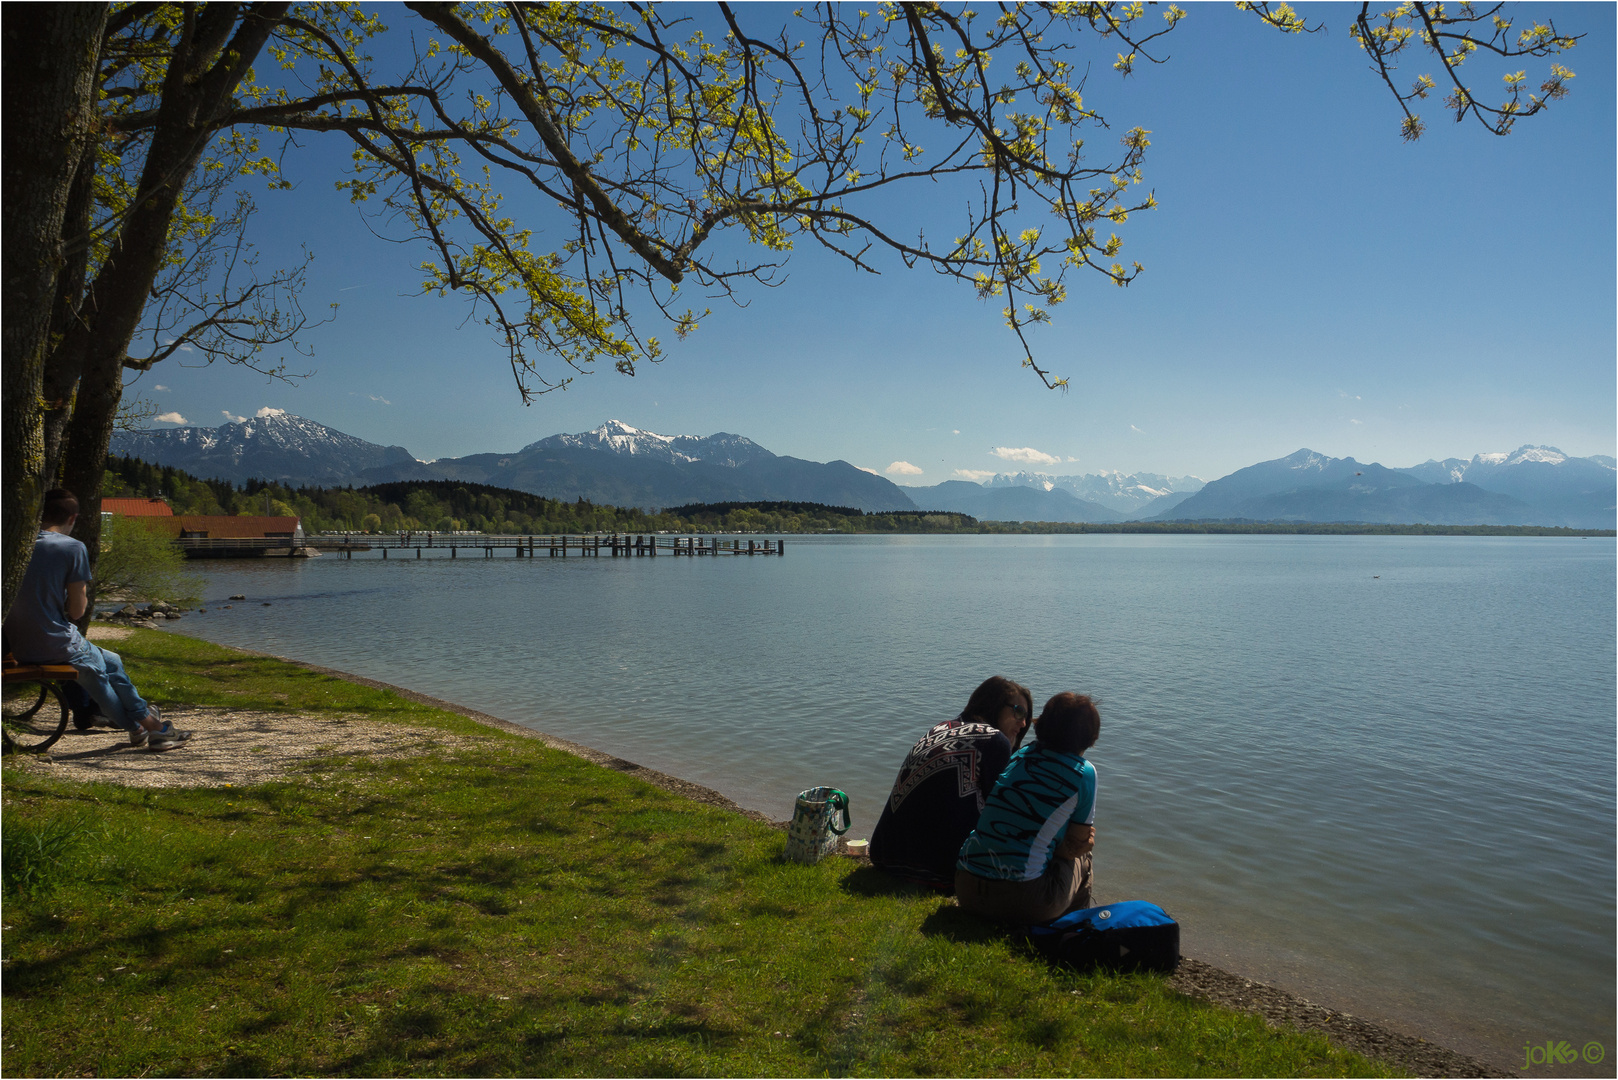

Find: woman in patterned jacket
[868,676,1032,888]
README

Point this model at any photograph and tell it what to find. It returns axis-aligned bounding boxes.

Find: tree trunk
[56,4,285,620]
[58,102,221,618]
[1,4,107,620]
[42,152,99,488]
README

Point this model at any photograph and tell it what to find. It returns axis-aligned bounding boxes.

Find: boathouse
[101,497,175,517]
[102,500,304,557]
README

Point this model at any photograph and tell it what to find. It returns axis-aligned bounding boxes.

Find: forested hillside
[101,457,976,535]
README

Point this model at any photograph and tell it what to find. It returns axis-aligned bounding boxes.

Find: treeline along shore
[106,455,1614,538]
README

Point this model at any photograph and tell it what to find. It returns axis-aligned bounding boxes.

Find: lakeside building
[101,497,174,517]
[103,498,304,557]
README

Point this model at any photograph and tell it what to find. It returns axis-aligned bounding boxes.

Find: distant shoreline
[922,521,1616,536]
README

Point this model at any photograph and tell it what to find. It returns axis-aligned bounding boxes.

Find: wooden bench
[3,660,80,684]
[2,655,78,753]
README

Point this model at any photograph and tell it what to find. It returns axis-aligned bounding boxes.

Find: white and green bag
[784,786,851,864]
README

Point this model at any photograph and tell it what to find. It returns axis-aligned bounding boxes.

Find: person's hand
[1057,824,1095,860]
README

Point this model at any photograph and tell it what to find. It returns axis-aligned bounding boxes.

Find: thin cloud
[1350,418,1364,425]
[1129,425,1144,434]
[153,385,169,391]
[954,469,995,482]
[155,412,188,424]
[992,446,1061,465]
[855,465,880,476]
[256,406,286,418]
[952,429,961,435]
[886,460,924,476]
[222,411,246,422]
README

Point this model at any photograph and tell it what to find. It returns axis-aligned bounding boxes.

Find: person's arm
[65,581,88,621]
[1056,824,1094,860]
[1054,762,1097,860]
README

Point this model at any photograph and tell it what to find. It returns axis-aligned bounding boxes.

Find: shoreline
[180,638,1510,1078]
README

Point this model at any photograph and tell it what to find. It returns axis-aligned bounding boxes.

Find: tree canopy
[1,1,1583,617]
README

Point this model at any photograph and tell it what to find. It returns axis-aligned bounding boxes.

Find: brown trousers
[954,854,1093,924]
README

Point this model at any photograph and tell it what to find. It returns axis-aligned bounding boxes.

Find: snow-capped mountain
[1398,445,1615,528]
[1149,447,1607,526]
[983,469,1206,515]
[904,480,1123,523]
[110,409,417,485]
[358,419,919,512]
[525,420,773,469]
[111,413,1615,526]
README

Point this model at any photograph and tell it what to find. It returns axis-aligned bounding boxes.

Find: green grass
[1,630,1397,1076]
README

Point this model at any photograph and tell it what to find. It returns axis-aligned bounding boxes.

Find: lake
[163,534,1615,1070]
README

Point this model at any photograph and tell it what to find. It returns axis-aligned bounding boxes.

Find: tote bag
[784,785,850,864]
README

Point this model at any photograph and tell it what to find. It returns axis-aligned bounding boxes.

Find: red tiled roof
[102,497,173,517]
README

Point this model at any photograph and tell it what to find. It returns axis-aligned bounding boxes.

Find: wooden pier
[173,533,785,560]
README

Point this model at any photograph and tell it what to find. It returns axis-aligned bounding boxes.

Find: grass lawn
[2,629,1396,1077]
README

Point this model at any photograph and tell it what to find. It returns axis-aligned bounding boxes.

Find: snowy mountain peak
[981,468,1205,514]
[527,420,774,468]
[1283,449,1331,472]
[111,411,416,485]
[1499,445,1569,466]
[1410,444,1600,485]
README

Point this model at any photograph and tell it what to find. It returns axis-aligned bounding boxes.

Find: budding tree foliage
[0,1,1580,616]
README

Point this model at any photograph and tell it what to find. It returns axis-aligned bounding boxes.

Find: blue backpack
[1026,900,1180,974]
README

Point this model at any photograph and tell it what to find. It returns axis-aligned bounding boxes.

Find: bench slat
[2,664,79,682]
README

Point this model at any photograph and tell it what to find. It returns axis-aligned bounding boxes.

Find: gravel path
[16,707,489,788]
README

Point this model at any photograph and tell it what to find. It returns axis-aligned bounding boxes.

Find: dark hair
[1034,692,1101,756]
[41,489,79,526]
[963,676,1033,729]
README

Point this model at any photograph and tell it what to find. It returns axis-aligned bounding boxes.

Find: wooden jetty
[173,533,785,560]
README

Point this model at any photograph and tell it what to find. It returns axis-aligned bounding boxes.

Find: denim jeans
[66,643,150,733]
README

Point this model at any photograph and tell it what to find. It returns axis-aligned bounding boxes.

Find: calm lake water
[167,534,1615,1069]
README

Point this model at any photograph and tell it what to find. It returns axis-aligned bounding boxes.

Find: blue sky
[136,2,1615,483]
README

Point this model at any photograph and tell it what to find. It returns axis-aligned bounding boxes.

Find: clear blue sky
[136,3,1615,483]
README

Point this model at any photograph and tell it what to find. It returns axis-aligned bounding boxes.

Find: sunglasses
[1007,702,1027,719]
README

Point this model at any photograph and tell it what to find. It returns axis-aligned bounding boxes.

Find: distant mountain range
[1151,447,1613,529]
[114,415,917,512]
[1398,446,1617,528]
[111,414,1614,528]
[903,469,1206,522]
[111,408,416,485]
[985,469,1207,516]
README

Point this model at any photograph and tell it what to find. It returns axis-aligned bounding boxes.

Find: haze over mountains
[908,470,1208,522]
[112,413,1615,528]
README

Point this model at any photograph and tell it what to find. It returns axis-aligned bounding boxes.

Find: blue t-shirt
[3,530,90,663]
[956,742,1096,882]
